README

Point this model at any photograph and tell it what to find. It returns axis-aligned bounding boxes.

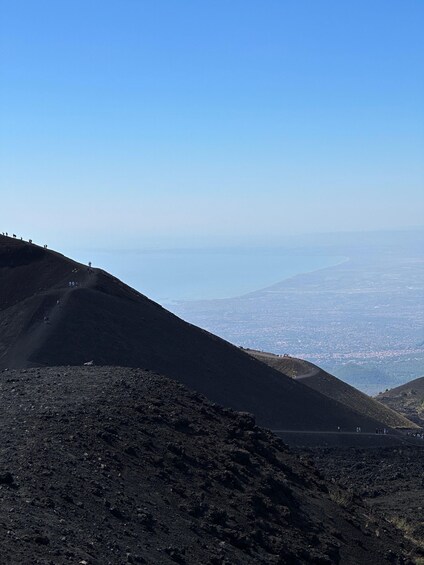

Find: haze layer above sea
[69,247,344,304]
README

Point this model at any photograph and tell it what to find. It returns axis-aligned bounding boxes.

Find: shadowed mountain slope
[0,366,417,564]
[248,350,417,430]
[0,235,406,432]
[377,376,424,426]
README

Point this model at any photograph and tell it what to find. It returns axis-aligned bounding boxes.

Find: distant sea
[72,248,345,305]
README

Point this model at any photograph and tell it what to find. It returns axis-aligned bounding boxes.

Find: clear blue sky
[1,0,423,249]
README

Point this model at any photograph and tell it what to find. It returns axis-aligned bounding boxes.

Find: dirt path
[4,267,99,367]
[249,350,320,379]
[291,369,320,380]
[272,428,424,448]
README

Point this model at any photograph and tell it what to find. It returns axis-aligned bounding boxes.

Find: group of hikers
[336,426,390,434]
[406,431,424,440]
[1,232,19,238]
[42,262,94,325]
[1,232,45,247]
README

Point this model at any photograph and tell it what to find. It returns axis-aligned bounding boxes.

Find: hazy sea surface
[73,248,344,304]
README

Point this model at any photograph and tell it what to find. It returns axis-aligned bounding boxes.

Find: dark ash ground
[0,366,420,564]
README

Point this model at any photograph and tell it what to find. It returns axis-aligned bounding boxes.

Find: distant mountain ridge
[0,234,413,433]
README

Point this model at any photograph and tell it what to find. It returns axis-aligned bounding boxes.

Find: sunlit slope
[248,349,418,429]
[377,377,424,426]
[0,234,407,433]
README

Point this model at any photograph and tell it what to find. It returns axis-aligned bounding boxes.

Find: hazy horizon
[1,1,423,249]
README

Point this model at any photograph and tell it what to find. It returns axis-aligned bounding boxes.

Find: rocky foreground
[0,366,420,564]
[310,446,424,558]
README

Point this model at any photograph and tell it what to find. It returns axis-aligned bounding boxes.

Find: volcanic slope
[0,236,403,432]
[248,350,417,430]
[0,366,418,564]
[377,376,424,426]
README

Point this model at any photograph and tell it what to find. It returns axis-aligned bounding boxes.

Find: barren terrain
[309,446,424,560]
[0,366,419,564]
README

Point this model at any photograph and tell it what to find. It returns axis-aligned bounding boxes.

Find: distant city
[171,231,424,395]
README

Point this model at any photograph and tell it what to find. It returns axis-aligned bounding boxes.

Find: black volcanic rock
[310,445,424,558]
[0,236,402,432]
[0,366,416,564]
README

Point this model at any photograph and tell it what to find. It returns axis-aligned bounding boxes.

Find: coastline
[160,252,348,305]
[240,255,350,299]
